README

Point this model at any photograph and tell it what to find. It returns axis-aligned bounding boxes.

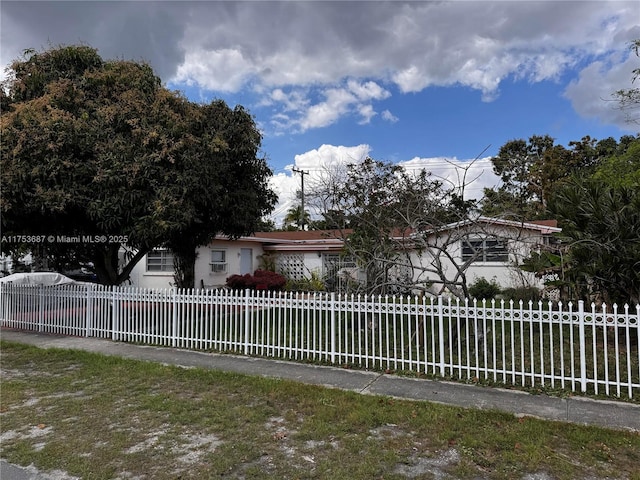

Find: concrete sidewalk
[2,328,639,433]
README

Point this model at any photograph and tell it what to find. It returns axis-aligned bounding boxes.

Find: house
[127,230,351,290]
[127,217,561,293]
[399,217,561,296]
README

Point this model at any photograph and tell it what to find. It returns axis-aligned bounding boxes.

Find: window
[146,249,173,272]
[462,238,508,263]
[210,250,227,273]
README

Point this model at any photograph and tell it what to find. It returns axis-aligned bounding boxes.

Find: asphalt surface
[2,328,639,479]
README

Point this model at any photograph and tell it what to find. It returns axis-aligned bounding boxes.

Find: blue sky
[2,1,638,224]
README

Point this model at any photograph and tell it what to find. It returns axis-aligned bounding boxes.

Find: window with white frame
[210,249,227,273]
[146,249,174,272]
[462,237,508,263]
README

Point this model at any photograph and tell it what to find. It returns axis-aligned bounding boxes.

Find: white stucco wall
[128,261,174,289]
[195,240,266,289]
[407,224,547,293]
[127,240,266,289]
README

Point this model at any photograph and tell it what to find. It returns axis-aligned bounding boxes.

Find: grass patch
[1,340,639,479]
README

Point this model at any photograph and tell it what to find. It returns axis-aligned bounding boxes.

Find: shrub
[226,270,287,291]
[501,286,543,304]
[285,271,326,292]
[468,277,501,300]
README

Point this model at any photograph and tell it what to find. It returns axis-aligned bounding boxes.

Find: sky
[2,1,639,225]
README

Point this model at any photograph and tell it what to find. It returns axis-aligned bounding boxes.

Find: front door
[240,248,253,275]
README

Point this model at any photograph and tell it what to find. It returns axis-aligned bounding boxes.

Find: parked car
[0,272,84,286]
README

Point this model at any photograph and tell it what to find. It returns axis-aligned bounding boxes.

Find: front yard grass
[1,340,639,479]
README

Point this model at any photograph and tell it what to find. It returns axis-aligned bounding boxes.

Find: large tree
[481,135,563,219]
[1,45,276,286]
[166,101,277,288]
[481,135,629,219]
[307,157,508,298]
[546,174,640,305]
[592,136,640,188]
[516,137,640,304]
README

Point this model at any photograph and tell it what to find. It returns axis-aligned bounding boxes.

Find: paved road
[2,328,639,479]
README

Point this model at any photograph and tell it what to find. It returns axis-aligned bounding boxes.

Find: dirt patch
[394,448,460,479]
[173,433,223,465]
[0,424,54,443]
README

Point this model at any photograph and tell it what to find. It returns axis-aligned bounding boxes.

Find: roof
[255,230,347,252]
[211,217,561,252]
[407,216,562,238]
[212,230,348,252]
[527,219,559,229]
[252,230,349,242]
[477,217,561,234]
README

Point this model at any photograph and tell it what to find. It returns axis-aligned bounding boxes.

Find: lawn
[1,341,639,479]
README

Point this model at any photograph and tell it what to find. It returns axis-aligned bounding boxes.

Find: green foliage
[4,45,104,103]
[593,137,640,188]
[166,100,277,287]
[285,270,326,292]
[547,176,640,304]
[500,286,543,304]
[1,44,276,286]
[468,277,502,300]
[482,135,626,219]
[282,204,311,230]
[254,218,276,232]
[339,158,406,294]
[516,138,640,304]
[331,158,460,295]
[257,253,277,272]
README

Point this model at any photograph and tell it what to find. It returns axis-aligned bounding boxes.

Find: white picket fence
[1,283,639,399]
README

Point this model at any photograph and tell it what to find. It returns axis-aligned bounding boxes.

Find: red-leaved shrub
[226,270,286,291]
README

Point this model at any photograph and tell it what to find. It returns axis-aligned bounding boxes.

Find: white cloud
[294,144,371,171]
[268,172,301,226]
[400,157,500,200]
[173,48,256,92]
[564,51,640,130]
[393,65,430,93]
[381,110,399,123]
[269,80,391,132]
[357,104,376,125]
[267,88,309,112]
[347,79,390,101]
[300,87,356,130]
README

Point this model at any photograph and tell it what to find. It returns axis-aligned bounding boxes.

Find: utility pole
[292,166,308,230]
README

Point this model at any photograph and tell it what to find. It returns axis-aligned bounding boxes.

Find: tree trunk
[92,244,149,286]
[93,245,120,285]
[172,244,198,289]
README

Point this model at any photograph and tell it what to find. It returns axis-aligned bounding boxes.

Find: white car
[0,272,89,286]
